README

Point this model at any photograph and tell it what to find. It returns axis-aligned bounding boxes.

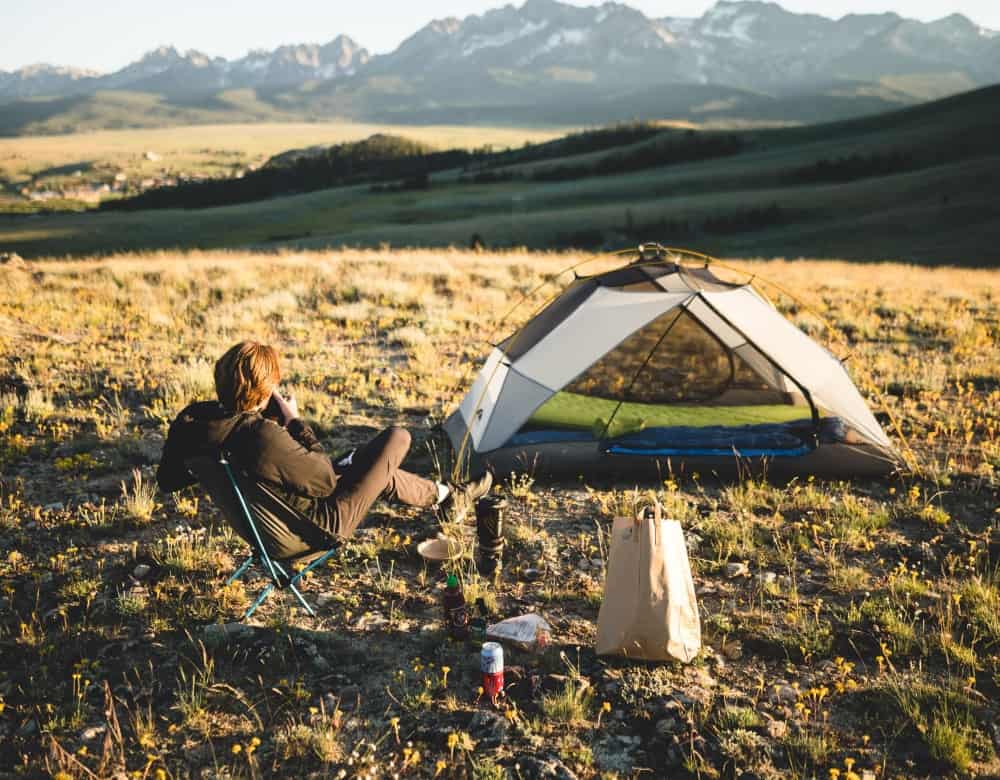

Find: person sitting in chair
[157,341,491,538]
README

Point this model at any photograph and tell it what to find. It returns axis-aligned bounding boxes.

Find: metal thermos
[476,496,505,576]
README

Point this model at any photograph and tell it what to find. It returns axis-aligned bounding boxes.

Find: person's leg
[328,426,438,537]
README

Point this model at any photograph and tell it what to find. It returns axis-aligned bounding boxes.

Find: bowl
[417,537,463,563]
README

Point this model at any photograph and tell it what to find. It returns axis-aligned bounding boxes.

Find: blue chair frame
[214,454,338,619]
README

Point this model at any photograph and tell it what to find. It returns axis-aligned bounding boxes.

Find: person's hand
[270,389,299,425]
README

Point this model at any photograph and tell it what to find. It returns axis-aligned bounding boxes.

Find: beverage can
[480,642,504,698]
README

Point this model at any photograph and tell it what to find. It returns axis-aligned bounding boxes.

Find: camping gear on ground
[487,613,553,652]
[417,536,463,563]
[476,496,506,576]
[444,245,898,479]
[481,642,505,699]
[443,573,470,640]
[596,503,701,662]
[185,452,339,619]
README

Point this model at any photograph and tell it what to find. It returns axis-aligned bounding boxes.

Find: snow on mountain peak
[460,19,549,57]
[700,4,757,43]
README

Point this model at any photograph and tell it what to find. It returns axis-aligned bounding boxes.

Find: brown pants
[318,426,438,538]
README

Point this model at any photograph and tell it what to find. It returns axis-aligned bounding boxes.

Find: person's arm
[266,389,326,455]
[156,418,198,493]
[247,420,337,498]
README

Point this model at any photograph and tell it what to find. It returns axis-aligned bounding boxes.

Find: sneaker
[438,471,493,524]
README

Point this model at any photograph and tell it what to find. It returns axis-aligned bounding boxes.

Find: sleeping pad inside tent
[444,250,899,479]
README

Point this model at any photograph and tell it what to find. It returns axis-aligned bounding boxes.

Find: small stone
[694,668,716,688]
[725,562,749,578]
[767,720,788,739]
[778,575,793,590]
[202,622,254,647]
[81,725,107,741]
[354,612,388,630]
[315,593,334,606]
[577,559,591,571]
[861,772,876,780]
[521,568,543,582]
[589,558,603,569]
[722,640,743,660]
[656,717,680,736]
[756,571,777,585]
[469,709,508,749]
[132,564,151,579]
[685,533,703,552]
[773,685,798,704]
[512,754,577,780]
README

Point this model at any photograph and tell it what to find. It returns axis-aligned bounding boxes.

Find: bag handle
[635,499,663,525]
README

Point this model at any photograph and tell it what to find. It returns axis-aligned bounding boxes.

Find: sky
[2,0,998,72]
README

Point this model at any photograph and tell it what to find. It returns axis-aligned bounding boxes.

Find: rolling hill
[2,85,998,265]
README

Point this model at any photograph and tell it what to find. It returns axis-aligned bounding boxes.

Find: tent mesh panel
[564,308,781,404]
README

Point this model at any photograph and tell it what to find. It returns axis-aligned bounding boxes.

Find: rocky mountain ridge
[0,35,368,98]
[2,0,998,126]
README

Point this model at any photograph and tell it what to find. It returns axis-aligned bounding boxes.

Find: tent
[444,249,898,479]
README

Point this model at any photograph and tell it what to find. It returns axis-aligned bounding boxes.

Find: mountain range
[0,36,369,99]
[2,0,998,131]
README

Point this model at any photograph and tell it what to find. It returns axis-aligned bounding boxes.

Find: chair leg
[243,583,274,620]
[272,560,290,583]
[287,581,316,617]
[283,549,337,616]
[227,555,255,585]
[275,559,317,616]
[236,549,336,619]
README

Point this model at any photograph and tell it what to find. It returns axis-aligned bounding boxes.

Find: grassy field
[2,87,997,264]
[0,121,567,209]
[0,248,997,778]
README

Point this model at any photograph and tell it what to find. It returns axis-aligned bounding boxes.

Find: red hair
[214,341,280,412]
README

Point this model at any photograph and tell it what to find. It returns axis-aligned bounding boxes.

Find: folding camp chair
[185,452,339,619]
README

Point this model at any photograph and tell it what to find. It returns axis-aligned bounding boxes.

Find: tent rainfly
[444,253,899,479]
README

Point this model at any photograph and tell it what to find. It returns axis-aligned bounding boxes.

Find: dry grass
[0,248,997,778]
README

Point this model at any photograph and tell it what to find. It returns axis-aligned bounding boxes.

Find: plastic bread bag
[486,613,553,652]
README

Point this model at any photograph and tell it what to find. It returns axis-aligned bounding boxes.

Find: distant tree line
[532,131,745,182]
[101,123,713,212]
[486,121,664,167]
[555,202,787,248]
[102,134,471,212]
[787,150,915,184]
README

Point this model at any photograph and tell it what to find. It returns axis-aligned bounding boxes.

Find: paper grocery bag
[596,504,701,662]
